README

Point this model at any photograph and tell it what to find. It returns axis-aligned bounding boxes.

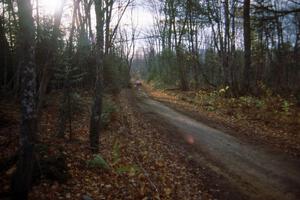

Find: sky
[37,0,154,32]
[37,0,154,49]
[120,0,155,48]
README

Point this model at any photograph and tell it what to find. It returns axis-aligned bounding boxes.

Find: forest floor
[0,86,299,200]
[0,89,242,200]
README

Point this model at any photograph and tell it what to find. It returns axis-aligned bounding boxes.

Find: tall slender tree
[243,0,252,93]
[12,0,37,199]
[90,0,104,152]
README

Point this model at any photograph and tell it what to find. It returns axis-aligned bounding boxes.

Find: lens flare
[185,134,195,144]
[39,0,63,14]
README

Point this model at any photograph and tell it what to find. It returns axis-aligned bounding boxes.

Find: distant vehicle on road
[135,80,142,87]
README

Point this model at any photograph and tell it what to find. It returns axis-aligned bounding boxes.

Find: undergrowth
[148,81,299,128]
[87,140,139,176]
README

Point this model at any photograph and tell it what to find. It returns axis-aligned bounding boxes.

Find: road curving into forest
[135,89,300,200]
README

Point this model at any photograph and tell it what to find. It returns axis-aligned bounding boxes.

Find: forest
[0,0,299,200]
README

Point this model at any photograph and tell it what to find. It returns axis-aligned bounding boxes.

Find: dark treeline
[140,0,300,96]
[0,0,134,96]
[0,0,135,199]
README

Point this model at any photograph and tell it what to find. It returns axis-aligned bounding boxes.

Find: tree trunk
[0,16,10,89]
[105,0,113,54]
[176,47,189,91]
[12,0,37,199]
[243,0,252,93]
[223,0,230,88]
[89,0,104,152]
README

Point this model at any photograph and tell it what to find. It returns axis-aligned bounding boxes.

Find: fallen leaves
[1,89,216,200]
[143,83,300,158]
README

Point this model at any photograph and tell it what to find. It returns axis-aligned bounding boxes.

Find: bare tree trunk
[243,0,252,93]
[36,0,40,40]
[12,0,37,199]
[171,1,189,91]
[83,0,94,41]
[176,47,189,91]
[105,0,113,54]
[90,0,104,152]
[187,0,199,89]
[223,0,230,87]
[230,0,239,95]
[0,16,10,89]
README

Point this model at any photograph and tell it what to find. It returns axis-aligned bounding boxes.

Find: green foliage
[86,141,139,176]
[146,48,179,87]
[103,51,133,93]
[53,61,86,87]
[254,99,265,109]
[196,86,229,110]
[87,154,110,169]
[205,91,218,106]
[282,100,293,114]
[239,96,254,107]
[194,86,271,113]
[206,105,216,111]
[238,96,266,110]
[204,49,222,85]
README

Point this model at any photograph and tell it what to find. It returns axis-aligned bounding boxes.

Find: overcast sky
[37,0,154,49]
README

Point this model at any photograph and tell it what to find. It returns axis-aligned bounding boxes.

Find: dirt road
[135,89,300,200]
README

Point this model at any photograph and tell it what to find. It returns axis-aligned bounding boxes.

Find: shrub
[86,141,139,176]
[254,99,265,109]
[87,154,110,169]
[282,100,293,114]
